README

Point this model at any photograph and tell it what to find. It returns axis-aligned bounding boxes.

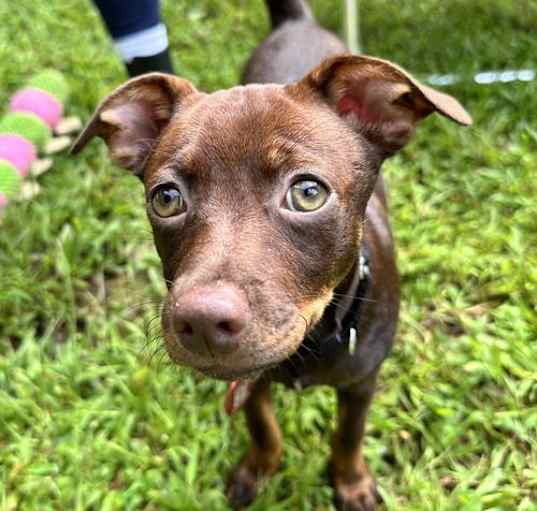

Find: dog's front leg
[227,380,282,509]
[330,374,381,511]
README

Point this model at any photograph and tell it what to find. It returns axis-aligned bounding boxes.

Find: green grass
[0,1,536,510]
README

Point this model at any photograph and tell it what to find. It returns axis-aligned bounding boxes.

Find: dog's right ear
[71,73,197,177]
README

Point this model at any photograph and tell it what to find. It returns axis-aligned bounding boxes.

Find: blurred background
[0,1,535,510]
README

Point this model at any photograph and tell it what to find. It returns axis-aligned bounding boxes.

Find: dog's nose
[172,285,250,356]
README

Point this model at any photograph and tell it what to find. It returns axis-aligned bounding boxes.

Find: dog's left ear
[71,73,197,177]
[292,54,472,154]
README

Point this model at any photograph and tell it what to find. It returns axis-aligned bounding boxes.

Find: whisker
[299,342,321,361]
[123,300,164,316]
[332,292,377,304]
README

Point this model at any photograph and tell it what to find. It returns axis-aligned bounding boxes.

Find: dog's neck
[307,242,371,348]
[274,241,372,389]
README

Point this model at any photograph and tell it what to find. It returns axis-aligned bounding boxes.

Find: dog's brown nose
[172,285,249,356]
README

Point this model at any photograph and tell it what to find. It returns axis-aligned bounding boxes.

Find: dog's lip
[195,361,278,381]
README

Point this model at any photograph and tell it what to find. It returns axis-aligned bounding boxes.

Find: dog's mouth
[194,363,275,415]
[196,362,281,415]
[196,363,272,380]
[162,287,332,414]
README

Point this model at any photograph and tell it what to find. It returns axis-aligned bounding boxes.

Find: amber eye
[286,179,329,212]
[151,187,186,218]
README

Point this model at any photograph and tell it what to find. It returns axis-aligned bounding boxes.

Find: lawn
[0,1,536,510]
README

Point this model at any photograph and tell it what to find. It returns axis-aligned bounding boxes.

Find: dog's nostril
[217,321,235,335]
[176,320,194,336]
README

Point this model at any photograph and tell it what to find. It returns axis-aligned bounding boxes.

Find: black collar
[299,243,372,356]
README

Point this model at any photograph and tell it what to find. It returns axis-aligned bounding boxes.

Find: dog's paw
[226,464,258,510]
[332,474,381,511]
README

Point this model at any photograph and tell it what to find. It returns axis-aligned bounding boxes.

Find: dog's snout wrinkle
[172,284,250,356]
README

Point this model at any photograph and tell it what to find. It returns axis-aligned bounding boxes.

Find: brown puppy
[73,1,471,509]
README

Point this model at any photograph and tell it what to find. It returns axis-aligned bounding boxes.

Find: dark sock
[125,47,174,77]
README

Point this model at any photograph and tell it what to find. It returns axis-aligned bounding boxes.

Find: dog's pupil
[304,186,318,198]
[162,190,177,204]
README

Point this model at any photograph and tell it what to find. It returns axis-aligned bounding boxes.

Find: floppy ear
[292,54,472,154]
[71,73,197,177]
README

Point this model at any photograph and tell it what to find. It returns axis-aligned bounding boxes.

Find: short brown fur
[72,1,471,509]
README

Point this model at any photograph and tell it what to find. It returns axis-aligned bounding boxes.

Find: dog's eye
[151,187,186,218]
[286,180,329,212]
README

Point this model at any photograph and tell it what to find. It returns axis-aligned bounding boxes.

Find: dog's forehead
[192,84,308,133]
[147,84,358,182]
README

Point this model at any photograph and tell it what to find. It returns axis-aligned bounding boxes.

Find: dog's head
[73,55,471,380]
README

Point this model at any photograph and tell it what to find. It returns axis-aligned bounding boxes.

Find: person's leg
[93,0,174,77]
